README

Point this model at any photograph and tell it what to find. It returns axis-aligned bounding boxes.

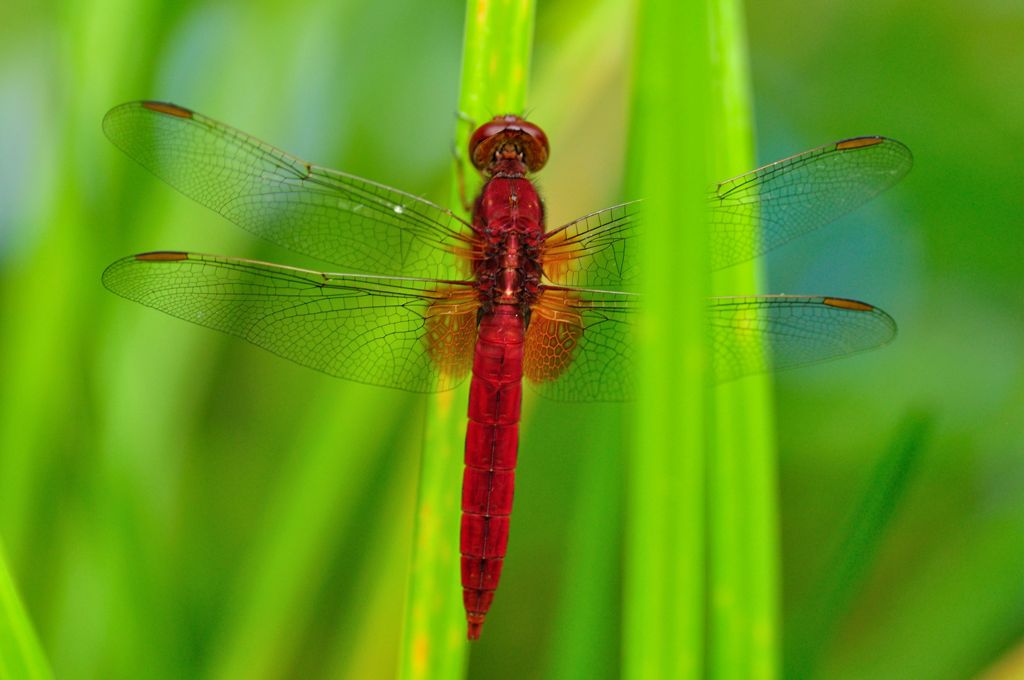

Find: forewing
[540,201,642,289]
[710,136,912,269]
[103,101,475,280]
[541,137,911,288]
[710,295,897,382]
[102,252,477,392]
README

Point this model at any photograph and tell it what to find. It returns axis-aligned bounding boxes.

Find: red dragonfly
[102,101,911,640]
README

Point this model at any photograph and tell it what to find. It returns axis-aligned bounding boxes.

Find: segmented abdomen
[461,304,524,640]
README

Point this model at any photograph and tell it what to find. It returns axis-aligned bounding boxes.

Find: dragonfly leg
[452,110,479,212]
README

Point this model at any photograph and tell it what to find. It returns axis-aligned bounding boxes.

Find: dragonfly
[102,101,912,640]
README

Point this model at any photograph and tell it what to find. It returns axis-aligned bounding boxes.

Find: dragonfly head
[469,115,549,175]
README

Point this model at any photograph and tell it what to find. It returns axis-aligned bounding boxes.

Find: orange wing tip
[135,251,189,262]
[836,136,884,150]
[823,297,874,312]
[141,101,194,119]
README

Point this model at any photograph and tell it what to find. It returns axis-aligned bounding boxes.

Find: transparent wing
[710,136,912,269]
[524,287,636,401]
[540,201,642,289]
[709,295,897,382]
[102,252,478,392]
[103,101,476,280]
[539,137,911,288]
[524,289,896,401]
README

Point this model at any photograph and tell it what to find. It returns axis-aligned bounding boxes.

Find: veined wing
[540,201,641,289]
[539,137,911,288]
[710,136,912,269]
[524,286,636,401]
[102,252,478,392]
[708,295,896,382]
[524,288,895,401]
[103,101,476,280]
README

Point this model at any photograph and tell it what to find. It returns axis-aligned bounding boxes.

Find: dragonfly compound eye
[469,115,549,173]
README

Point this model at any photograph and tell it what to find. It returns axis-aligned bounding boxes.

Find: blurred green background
[0,0,1022,678]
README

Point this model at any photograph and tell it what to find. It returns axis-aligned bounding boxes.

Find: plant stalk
[624,0,712,678]
[397,1,536,676]
[707,0,780,678]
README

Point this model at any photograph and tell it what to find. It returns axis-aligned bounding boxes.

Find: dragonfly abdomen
[461,305,524,640]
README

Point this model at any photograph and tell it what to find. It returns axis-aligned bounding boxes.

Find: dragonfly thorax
[473,176,544,311]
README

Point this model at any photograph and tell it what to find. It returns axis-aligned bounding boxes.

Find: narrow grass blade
[0,542,53,680]
[706,0,779,678]
[624,1,712,678]
[208,387,410,680]
[397,1,536,676]
[785,411,934,678]
[820,497,1024,679]
[322,428,420,680]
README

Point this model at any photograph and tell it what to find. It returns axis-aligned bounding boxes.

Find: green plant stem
[707,0,779,678]
[625,1,711,678]
[397,1,535,677]
[398,389,468,680]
